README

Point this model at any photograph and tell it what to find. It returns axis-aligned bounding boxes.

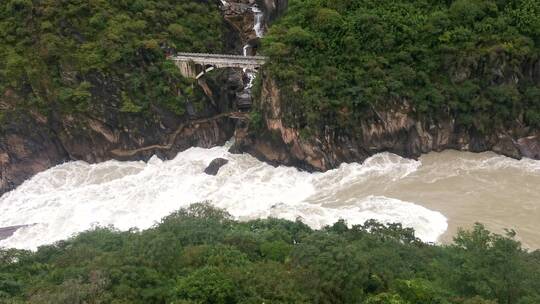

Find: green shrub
[0,0,224,119]
[0,204,539,303]
[261,0,540,133]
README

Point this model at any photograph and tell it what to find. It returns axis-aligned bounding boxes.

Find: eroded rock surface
[232,73,540,171]
[0,0,264,196]
[0,225,29,241]
[204,158,229,175]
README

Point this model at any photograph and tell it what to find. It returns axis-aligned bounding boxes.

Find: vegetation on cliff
[1,204,539,303]
[0,0,223,122]
[262,0,540,134]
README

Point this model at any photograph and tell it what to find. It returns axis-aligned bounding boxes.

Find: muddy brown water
[1,148,539,250]
[326,150,540,248]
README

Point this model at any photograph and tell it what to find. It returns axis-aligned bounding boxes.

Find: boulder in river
[0,225,28,241]
[204,158,229,175]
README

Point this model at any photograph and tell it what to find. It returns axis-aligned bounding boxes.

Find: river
[0,145,539,250]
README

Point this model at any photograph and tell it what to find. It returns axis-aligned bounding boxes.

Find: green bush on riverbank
[262,0,540,134]
[1,203,539,303]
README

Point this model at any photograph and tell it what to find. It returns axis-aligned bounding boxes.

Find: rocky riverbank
[231,71,540,171]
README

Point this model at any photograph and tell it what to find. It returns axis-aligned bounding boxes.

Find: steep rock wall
[233,72,540,171]
[0,0,271,195]
[0,85,236,195]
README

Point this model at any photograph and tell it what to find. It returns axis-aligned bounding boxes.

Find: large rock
[0,114,70,195]
[204,158,229,175]
[517,136,540,159]
[0,225,28,241]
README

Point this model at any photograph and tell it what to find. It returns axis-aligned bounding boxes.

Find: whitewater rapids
[1,145,539,250]
[0,146,445,250]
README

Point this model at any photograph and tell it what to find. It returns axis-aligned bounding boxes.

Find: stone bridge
[169,53,267,79]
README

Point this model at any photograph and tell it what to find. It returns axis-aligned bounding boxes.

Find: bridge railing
[172,52,267,61]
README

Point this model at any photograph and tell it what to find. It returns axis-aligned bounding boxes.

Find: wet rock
[0,225,28,241]
[236,92,252,110]
[222,0,259,49]
[517,136,540,159]
[0,114,70,195]
[492,135,521,159]
[204,158,229,175]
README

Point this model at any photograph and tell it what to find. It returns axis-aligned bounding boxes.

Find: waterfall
[242,4,265,91]
[242,44,256,89]
[252,5,265,38]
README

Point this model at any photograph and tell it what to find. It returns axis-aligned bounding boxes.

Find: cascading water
[2,146,540,251]
[242,45,256,89]
[251,5,265,38]
[0,147,447,250]
[242,3,265,91]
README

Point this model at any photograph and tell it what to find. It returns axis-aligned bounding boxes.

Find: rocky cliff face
[4,0,537,196]
[221,0,285,53]
[222,0,261,53]
[0,0,256,195]
[0,81,237,194]
[232,72,540,171]
[260,0,287,24]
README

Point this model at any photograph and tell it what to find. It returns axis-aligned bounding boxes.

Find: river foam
[0,146,447,250]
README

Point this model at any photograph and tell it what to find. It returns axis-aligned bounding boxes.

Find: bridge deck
[169,52,267,69]
[173,52,267,60]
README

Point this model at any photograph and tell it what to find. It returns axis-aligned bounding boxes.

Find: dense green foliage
[262,0,540,133]
[0,0,223,118]
[1,203,539,303]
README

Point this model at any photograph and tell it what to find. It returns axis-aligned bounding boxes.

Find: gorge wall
[0,76,238,194]
[2,0,539,195]
[0,0,258,195]
[231,0,540,171]
[232,70,540,171]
